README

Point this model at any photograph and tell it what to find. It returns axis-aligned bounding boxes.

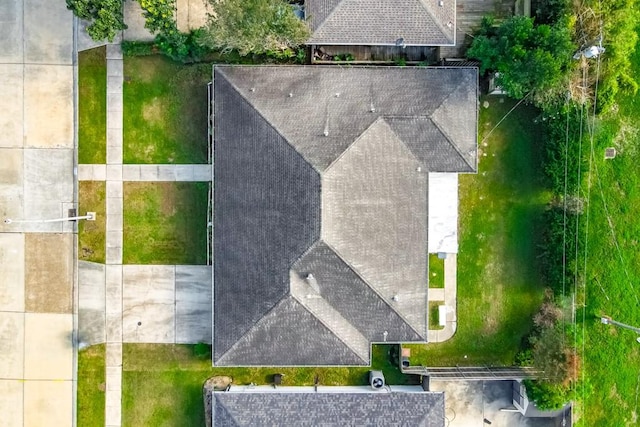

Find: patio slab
[0,233,25,312]
[0,380,23,427]
[0,312,24,379]
[24,233,73,314]
[23,380,73,427]
[123,0,155,42]
[175,265,212,343]
[78,261,106,345]
[122,265,175,343]
[176,0,210,32]
[0,65,24,147]
[23,313,73,380]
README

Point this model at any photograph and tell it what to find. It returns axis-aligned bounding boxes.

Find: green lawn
[407,97,549,366]
[78,181,106,263]
[579,38,640,426]
[123,56,210,164]
[123,182,208,264]
[78,47,107,164]
[77,344,106,427]
[122,344,416,426]
[428,253,445,288]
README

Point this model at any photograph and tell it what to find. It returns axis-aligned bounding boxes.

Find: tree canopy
[198,0,310,55]
[467,16,574,99]
[66,0,126,42]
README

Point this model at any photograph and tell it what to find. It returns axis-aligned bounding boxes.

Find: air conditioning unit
[369,370,385,389]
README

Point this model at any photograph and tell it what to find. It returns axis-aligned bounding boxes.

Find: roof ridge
[322,240,427,339]
[417,0,455,44]
[430,81,476,170]
[214,295,289,365]
[309,0,350,43]
[214,67,321,174]
[290,284,370,362]
[382,117,428,168]
[213,396,242,427]
[323,116,382,174]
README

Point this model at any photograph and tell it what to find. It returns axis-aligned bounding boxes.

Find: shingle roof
[213,390,445,426]
[213,66,477,366]
[305,0,456,46]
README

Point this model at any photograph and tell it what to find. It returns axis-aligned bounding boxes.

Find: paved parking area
[0,0,76,425]
[121,265,212,344]
[431,381,559,427]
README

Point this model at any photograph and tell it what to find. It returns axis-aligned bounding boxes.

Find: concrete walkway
[78,164,212,181]
[428,254,458,342]
[104,43,124,427]
[81,42,213,427]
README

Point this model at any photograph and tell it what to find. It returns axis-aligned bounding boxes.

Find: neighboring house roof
[305,0,456,46]
[213,389,445,426]
[213,66,477,366]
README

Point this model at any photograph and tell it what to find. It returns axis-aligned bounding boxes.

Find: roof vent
[438,0,444,6]
[334,92,340,98]
[288,93,293,97]
[250,87,256,92]
[369,371,385,389]
[323,130,329,137]
[392,294,399,302]
[370,104,376,113]
[447,21,453,28]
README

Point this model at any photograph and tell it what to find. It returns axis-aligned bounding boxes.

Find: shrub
[67,0,126,42]
[121,41,156,57]
[193,342,211,359]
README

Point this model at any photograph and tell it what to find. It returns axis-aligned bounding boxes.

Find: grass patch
[77,344,106,427]
[123,182,208,264]
[579,36,640,426]
[122,344,415,425]
[123,56,210,164]
[78,181,106,263]
[429,301,445,330]
[407,97,549,366]
[78,47,107,164]
[428,253,444,288]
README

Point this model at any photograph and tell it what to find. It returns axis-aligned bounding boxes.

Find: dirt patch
[24,234,73,314]
[142,97,167,124]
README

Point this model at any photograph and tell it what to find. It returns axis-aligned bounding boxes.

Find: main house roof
[305,0,456,46]
[213,389,445,426]
[213,66,477,366]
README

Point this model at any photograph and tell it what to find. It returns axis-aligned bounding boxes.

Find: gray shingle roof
[213,66,477,366]
[305,0,456,46]
[213,390,445,426]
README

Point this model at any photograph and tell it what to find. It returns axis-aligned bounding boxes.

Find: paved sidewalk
[428,254,458,342]
[104,44,124,427]
[78,164,212,181]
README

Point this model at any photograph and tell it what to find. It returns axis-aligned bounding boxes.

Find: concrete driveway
[0,0,76,425]
[430,380,562,427]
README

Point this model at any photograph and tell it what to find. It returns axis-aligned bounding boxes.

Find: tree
[66,0,126,42]
[197,0,310,55]
[467,16,574,100]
